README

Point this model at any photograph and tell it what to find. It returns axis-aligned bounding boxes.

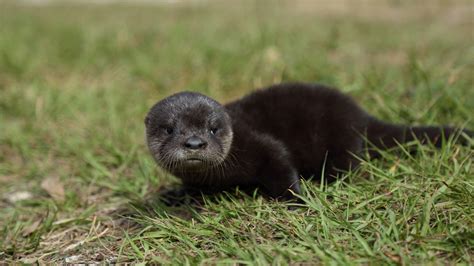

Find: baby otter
[145,83,472,200]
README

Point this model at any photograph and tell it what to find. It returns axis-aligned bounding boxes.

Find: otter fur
[145,83,472,200]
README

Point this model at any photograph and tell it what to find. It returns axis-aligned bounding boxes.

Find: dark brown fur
[145,83,472,200]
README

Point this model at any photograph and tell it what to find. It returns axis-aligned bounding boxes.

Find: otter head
[145,92,233,173]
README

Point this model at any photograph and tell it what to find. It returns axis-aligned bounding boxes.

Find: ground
[0,0,473,264]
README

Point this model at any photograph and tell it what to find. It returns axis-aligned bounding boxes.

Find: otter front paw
[158,187,203,206]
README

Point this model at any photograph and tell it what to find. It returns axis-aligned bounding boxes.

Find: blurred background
[1,0,472,152]
[0,0,473,261]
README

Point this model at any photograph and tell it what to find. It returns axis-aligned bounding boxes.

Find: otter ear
[144,115,150,125]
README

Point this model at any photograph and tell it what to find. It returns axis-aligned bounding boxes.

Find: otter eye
[210,127,218,135]
[160,126,173,135]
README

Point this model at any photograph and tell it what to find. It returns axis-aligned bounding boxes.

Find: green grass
[0,1,473,264]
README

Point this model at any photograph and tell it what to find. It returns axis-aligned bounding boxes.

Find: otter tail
[366,118,473,157]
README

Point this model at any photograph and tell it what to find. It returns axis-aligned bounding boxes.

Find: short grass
[0,1,473,264]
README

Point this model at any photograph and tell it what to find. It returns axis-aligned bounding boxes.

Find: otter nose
[184,136,207,150]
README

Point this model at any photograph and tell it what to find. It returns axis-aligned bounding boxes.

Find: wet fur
[146,83,472,200]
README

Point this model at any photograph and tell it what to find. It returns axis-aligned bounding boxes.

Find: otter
[145,83,472,201]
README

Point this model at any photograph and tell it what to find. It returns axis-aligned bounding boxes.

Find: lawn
[0,0,473,264]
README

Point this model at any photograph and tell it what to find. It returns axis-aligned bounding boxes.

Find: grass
[0,0,473,264]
